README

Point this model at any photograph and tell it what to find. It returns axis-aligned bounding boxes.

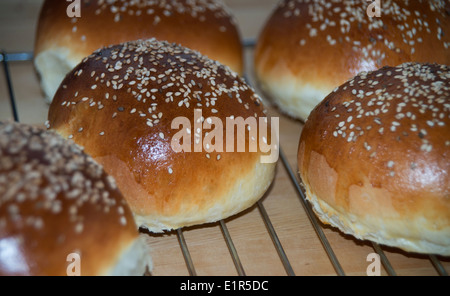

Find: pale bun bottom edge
[135,161,276,233]
[255,73,333,122]
[34,49,80,103]
[302,183,450,257]
[103,234,153,276]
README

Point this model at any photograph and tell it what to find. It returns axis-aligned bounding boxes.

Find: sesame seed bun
[0,121,152,275]
[34,0,243,102]
[47,38,276,233]
[297,63,450,256]
[254,0,450,121]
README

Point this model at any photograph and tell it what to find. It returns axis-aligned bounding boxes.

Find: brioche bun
[0,121,152,275]
[47,38,276,233]
[297,63,450,256]
[34,0,243,102]
[254,0,450,121]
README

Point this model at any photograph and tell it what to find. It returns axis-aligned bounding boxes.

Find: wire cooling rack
[1,42,448,276]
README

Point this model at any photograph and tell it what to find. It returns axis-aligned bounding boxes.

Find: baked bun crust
[34,0,243,102]
[297,63,450,256]
[48,39,276,233]
[0,121,151,275]
[254,0,450,121]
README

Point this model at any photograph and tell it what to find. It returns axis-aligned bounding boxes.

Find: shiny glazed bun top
[34,0,244,101]
[298,63,450,255]
[48,38,276,233]
[254,0,450,121]
[0,121,151,275]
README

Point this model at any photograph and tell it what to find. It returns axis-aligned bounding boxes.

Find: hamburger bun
[297,63,450,256]
[254,0,450,121]
[34,0,243,102]
[0,121,152,275]
[47,38,277,233]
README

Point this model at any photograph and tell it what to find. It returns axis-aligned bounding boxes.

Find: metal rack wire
[1,44,448,276]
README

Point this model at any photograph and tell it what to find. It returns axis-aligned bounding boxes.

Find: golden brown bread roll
[297,63,450,256]
[0,121,152,275]
[47,38,277,233]
[34,0,243,102]
[254,0,450,121]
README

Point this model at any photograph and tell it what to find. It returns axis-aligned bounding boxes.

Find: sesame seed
[75,223,83,233]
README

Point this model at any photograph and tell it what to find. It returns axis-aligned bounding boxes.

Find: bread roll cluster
[3,0,447,276]
[6,0,267,275]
